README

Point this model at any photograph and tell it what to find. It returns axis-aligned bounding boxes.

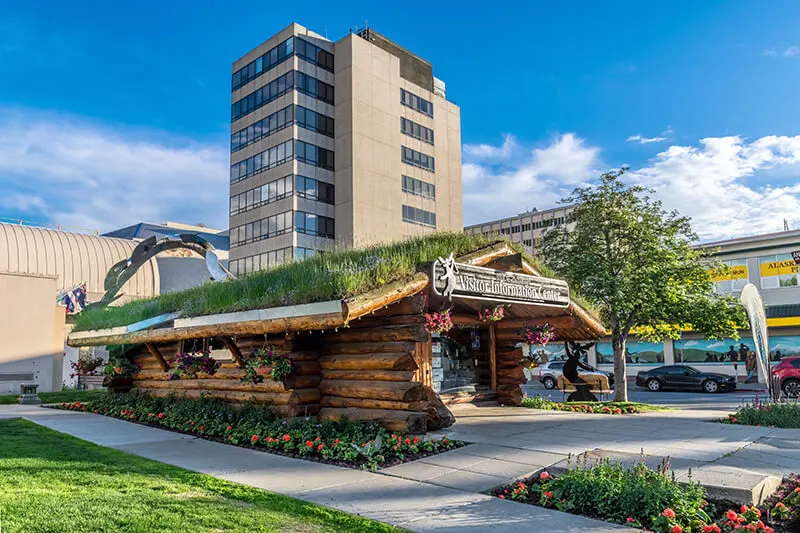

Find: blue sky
[2,1,800,240]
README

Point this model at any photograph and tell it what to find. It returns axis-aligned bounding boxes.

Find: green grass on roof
[72,232,597,333]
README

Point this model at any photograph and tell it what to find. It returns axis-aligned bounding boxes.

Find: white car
[535,361,615,390]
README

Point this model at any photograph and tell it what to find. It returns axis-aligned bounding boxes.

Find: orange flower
[543,491,553,499]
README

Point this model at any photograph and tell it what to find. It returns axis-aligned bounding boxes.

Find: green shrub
[725,402,800,429]
[55,392,460,469]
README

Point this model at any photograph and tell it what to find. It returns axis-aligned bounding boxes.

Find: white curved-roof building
[0,222,159,302]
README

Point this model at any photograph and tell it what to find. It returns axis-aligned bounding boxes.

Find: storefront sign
[432,254,570,308]
[710,264,748,282]
[759,259,799,277]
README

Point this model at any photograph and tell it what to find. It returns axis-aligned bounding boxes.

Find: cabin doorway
[433,325,496,403]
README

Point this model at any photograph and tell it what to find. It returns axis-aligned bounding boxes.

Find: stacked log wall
[128,334,321,417]
[495,345,526,405]
[316,313,430,433]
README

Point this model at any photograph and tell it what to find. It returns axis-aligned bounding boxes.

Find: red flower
[251,435,259,443]
[704,526,714,533]
[795,487,800,493]
[226,425,232,431]
[412,437,419,444]
[158,412,165,419]
[199,426,204,431]
[662,508,676,519]
[543,491,553,499]
[740,505,749,514]
[765,527,774,533]
[404,438,411,445]
[317,444,325,451]
[498,495,506,499]
[726,510,739,521]
[671,526,683,533]
[626,518,636,523]
[282,434,291,441]
[712,525,721,533]
[129,414,135,419]
[539,471,552,480]
[305,440,314,448]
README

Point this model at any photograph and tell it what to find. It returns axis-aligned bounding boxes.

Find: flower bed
[723,402,800,429]
[521,396,644,414]
[53,393,463,470]
[492,461,798,532]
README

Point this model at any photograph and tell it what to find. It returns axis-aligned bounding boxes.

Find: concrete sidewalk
[1,405,629,533]
[4,402,800,532]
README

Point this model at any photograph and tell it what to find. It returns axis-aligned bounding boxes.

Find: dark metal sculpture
[85,234,232,311]
[562,341,598,402]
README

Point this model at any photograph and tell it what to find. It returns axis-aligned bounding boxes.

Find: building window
[231,71,294,121]
[295,175,334,204]
[511,225,521,234]
[229,211,293,248]
[400,117,434,145]
[232,37,294,91]
[295,38,334,71]
[230,174,294,215]
[231,105,294,153]
[401,175,435,200]
[401,146,435,172]
[759,254,798,289]
[295,140,335,170]
[296,106,335,137]
[523,239,532,247]
[229,247,293,275]
[400,88,433,117]
[295,71,334,105]
[294,211,335,238]
[294,247,318,261]
[230,139,294,184]
[522,223,531,232]
[402,205,436,228]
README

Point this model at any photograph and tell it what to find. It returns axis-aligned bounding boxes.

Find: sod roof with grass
[70,233,603,342]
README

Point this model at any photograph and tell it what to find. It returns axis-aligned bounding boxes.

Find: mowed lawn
[0,419,403,533]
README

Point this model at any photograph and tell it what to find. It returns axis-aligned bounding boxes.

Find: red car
[772,356,800,397]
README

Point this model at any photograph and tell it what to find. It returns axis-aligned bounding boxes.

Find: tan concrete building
[228,23,462,275]
[464,205,575,256]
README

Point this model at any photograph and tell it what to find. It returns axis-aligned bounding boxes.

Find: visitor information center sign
[432,254,570,308]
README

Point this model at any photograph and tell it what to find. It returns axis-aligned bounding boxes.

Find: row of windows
[230,211,293,247]
[296,105,335,137]
[296,139,335,170]
[231,105,293,152]
[402,205,437,228]
[231,71,334,122]
[295,37,334,72]
[294,247,318,261]
[232,37,334,92]
[400,88,433,117]
[232,38,294,91]
[401,175,436,200]
[295,71,334,105]
[533,217,565,229]
[230,174,293,216]
[400,117,434,145]
[230,174,334,216]
[230,139,294,183]
[295,211,335,238]
[401,146,435,172]
[295,175,335,204]
[229,247,293,275]
[230,140,334,184]
[230,105,334,153]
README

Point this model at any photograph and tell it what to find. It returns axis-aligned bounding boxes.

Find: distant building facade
[228,23,463,276]
[464,205,574,256]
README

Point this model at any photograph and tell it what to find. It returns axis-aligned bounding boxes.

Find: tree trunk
[612,329,628,402]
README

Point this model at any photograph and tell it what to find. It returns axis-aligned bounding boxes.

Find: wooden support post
[489,324,497,392]
[220,336,245,367]
[146,343,169,372]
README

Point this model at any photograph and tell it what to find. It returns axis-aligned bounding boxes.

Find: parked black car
[635,365,737,393]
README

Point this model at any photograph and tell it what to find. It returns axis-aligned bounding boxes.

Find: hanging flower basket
[523,323,556,347]
[425,308,454,334]
[240,347,293,383]
[478,305,505,323]
[169,351,220,380]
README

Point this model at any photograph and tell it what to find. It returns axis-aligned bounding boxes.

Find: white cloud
[0,107,229,233]
[627,134,666,144]
[463,131,800,241]
[462,133,600,225]
[463,134,519,159]
[785,46,800,57]
[763,48,778,56]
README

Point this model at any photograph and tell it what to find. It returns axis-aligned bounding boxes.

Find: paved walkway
[3,403,800,532]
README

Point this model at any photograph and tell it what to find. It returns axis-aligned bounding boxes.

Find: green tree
[541,168,746,401]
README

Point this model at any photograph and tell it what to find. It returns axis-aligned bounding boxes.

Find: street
[521,381,769,412]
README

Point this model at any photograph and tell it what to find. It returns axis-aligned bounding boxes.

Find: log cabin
[67,235,605,434]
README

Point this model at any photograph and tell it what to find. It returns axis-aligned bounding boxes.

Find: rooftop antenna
[784,219,790,232]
